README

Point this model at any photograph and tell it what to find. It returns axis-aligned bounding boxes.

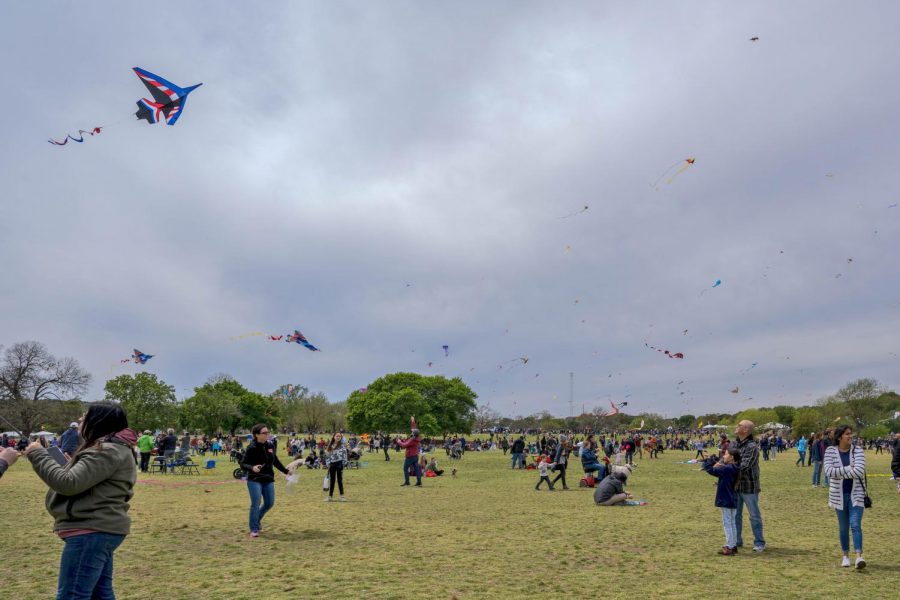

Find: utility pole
[569,372,574,418]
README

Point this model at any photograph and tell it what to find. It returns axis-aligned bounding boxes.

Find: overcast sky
[1,2,898,418]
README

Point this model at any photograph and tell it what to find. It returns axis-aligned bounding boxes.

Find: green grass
[1,449,898,599]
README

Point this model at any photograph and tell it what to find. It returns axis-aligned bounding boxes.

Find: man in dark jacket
[59,422,81,457]
[510,436,525,469]
[734,420,765,552]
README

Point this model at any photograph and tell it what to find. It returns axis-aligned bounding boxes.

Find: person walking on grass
[534,454,555,490]
[240,423,292,538]
[551,435,571,490]
[25,405,136,600]
[700,448,742,556]
[324,432,348,502]
[892,433,900,493]
[398,429,422,487]
[733,420,765,552]
[795,435,807,467]
[811,432,825,488]
[824,425,867,569]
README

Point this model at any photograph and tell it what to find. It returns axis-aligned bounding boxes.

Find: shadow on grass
[263,528,335,542]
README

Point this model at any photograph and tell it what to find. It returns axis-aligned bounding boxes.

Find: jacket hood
[111,428,138,447]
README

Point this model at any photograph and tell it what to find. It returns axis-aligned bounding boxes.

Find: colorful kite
[652,158,696,188]
[645,343,684,359]
[48,127,102,146]
[123,349,154,364]
[700,279,722,296]
[286,330,319,351]
[51,68,201,147]
[133,67,202,125]
[267,335,284,341]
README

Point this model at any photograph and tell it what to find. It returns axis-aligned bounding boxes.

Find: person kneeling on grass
[700,448,741,556]
[593,471,631,506]
[25,404,136,600]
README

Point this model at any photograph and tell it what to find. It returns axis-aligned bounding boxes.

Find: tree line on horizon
[1,341,897,439]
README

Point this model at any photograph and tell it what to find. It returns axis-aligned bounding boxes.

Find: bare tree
[0,341,91,435]
[473,404,501,431]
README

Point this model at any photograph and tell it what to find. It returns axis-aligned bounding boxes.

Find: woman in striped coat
[823,425,866,569]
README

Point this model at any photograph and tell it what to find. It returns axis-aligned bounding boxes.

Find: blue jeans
[583,463,605,479]
[247,480,275,533]
[796,451,806,465]
[735,492,765,548]
[835,493,863,553]
[511,452,524,469]
[812,461,823,486]
[720,507,737,549]
[57,532,125,600]
[403,456,421,484]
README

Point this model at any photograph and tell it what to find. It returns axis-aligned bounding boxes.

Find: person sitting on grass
[426,456,444,476]
[593,471,631,506]
[700,448,742,556]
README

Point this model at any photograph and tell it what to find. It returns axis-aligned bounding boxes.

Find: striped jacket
[823,445,866,510]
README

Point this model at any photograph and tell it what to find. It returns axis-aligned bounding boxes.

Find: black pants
[535,475,553,490]
[551,464,567,489]
[328,463,344,496]
[383,446,390,461]
[139,452,151,472]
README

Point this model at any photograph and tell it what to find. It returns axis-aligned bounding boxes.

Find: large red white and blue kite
[286,330,320,352]
[49,67,202,146]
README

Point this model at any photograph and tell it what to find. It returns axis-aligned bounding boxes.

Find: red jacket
[397,437,420,458]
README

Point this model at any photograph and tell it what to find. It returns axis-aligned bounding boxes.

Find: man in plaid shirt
[734,420,766,552]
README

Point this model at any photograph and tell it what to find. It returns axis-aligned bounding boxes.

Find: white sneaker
[324,496,331,502]
[841,556,850,567]
[339,496,347,502]
[855,557,866,569]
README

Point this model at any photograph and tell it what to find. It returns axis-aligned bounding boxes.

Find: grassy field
[1,447,898,599]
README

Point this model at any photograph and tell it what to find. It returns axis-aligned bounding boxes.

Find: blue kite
[133,67,202,125]
[286,330,320,352]
[121,349,153,364]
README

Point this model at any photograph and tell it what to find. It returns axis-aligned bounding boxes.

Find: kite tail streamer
[48,127,102,146]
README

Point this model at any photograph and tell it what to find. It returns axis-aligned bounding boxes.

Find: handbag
[859,472,872,509]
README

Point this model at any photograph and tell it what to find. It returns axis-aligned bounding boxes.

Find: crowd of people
[1,410,898,598]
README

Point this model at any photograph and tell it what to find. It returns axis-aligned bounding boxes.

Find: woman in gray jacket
[823,425,866,569]
[25,404,136,599]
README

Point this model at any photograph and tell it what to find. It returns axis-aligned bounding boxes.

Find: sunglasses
[258,430,270,435]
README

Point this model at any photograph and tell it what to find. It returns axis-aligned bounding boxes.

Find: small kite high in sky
[133,67,203,125]
[559,205,589,219]
[442,345,449,357]
[645,343,684,359]
[652,158,696,189]
[48,127,102,146]
[286,330,319,351]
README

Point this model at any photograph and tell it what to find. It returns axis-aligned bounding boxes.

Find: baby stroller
[232,450,247,479]
[347,447,363,469]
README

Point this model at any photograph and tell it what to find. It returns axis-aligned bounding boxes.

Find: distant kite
[122,349,153,364]
[740,362,758,375]
[645,343,684,359]
[442,345,449,357]
[286,330,319,351]
[701,279,722,296]
[560,205,589,219]
[749,37,759,41]
[267,335,284,341]
[731,386,740,394]
[653,158,696,188]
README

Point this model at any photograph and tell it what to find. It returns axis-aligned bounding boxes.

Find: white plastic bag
[323,475,330,491]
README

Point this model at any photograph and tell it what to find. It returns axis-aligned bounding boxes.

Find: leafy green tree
[736,408,779,428]
[193,375,280,434]
[859,424,889,440]
[772,405,795,427]
[791,407,824,438]
[325,400,347,433]
[347,372,476,434]
[104,372,177,432]
[180,388,239,435]
[675,414,696,429]
[835,378,886,426]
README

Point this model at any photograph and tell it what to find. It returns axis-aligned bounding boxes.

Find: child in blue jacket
[701,447,742,555]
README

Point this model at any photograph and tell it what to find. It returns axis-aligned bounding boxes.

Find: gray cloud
[1,1,898,418]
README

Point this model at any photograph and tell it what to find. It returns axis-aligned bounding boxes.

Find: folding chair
[204,460,217,472]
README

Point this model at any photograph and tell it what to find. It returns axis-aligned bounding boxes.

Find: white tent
[31,431,57,438]
[2,431,21,437]
[761,422,791,430]
[701,424,729,430]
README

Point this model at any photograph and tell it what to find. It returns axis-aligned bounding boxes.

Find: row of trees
[481,379,899,440]
[1,342,896,439]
